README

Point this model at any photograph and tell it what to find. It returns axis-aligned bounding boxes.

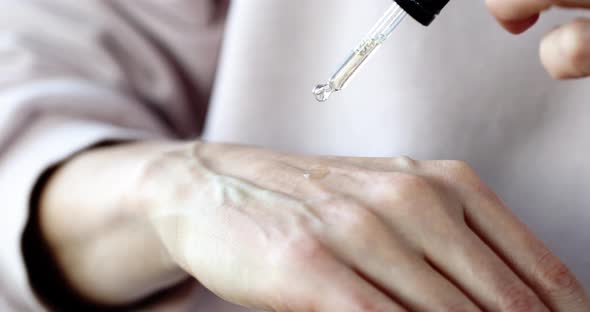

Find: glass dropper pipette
[313,3,407,102]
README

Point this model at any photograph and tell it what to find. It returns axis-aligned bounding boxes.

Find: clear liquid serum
[313,0,451,102]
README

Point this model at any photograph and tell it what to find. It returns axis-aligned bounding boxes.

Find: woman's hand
[138,142,590,312]
[487,0,590,79]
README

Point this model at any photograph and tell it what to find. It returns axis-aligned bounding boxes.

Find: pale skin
[37,1,590,311]
[41,141,590,311]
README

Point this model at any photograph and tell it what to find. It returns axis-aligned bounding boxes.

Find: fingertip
[486,0,551,22]
[497,14,540,34]
[540,18,590,79]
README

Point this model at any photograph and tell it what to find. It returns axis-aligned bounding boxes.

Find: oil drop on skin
[303,167,330,180]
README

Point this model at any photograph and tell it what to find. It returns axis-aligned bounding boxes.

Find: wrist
[39,140,191,306]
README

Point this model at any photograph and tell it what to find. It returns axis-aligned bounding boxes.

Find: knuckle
[336,201,379,231]
[442,160,478,182]
[498,283,544,312]
[386,172,435,199]
[534,249,581,296]
[280,234,327,267]
[393,155,419,170]
[378,172,456,216]
[437,160,496,199]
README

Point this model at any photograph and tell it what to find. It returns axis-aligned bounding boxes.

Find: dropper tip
[312,83,334,102]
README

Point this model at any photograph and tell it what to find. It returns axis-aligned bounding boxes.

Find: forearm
[39,140,190,306]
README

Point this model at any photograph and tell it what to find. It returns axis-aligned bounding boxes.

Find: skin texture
[486,0,590,78]
[39,141,190,306]
[41,140,590,311]
[30,2,590,311]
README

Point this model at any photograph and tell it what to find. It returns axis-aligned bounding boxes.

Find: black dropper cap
[394,0,450,26]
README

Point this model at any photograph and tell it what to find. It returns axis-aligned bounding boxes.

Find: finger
[459,184,590,311]
[311,268,407,312]
[486,0,590,29]
[424,223,549,311]
[277,238,406,312]
[497,14,540,35]
[540,18,590,79]
[416,160,590,310]
[486,0,550,28]
[557,0,590,9]
[319,198,481,311]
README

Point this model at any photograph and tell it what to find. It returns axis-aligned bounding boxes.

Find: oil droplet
[303,167,330,180]
[312,84,333,102]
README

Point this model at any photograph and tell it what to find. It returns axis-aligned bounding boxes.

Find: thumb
[540,18,590,79]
